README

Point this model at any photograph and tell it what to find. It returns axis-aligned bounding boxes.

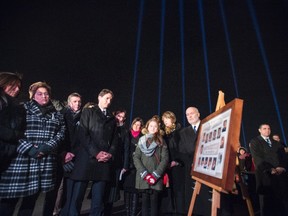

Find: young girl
[133,117,169,216]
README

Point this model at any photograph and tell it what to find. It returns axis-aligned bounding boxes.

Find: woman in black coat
[123,117,144,216]
[160,111,182,215]
[0,72,25,173]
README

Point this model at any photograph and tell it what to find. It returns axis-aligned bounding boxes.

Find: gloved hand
[27,146,39,158]
[63,160,75,172]
[38,144,53,155]
[144,174,157,185]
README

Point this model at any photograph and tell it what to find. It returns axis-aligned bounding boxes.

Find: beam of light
[179,0,186,126]
[219,0,247,148]
[157,0,166,115]
[129,0,145,124]
[198,0,212,114]
[247,0,286,145]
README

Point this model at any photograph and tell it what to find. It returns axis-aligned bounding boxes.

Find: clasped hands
[271,167,286,175]
[96,151,112,162]
[65,152,75,163]
[144,174,157,185]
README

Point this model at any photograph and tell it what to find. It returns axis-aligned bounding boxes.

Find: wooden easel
[187,91,254,216]
[235,156,254,216]
[187,176,227,216]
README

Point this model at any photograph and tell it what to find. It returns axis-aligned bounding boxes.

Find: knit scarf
[138,134,158,157]
[32,100,56,115]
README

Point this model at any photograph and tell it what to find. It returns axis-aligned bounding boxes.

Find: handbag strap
[154,147,161,164]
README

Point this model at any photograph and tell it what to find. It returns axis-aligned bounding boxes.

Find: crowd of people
[0,71,288,216]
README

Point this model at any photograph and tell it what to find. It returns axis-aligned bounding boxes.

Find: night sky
[0,0,287,147]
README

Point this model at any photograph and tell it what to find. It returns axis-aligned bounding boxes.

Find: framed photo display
[192,98,243,192]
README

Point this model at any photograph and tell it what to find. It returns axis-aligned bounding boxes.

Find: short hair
[67,92,81,103]
[130,117,144,129]
[113,108,126,116]
[83,102,96,109]
[29,81,51,99]
[113,108,127,118]
[0,72,22,90]
[259,123,270,129]
[98,89,114,98]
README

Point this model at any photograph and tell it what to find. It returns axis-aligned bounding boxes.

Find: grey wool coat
[133,135,169,191]
[0,100,65,198]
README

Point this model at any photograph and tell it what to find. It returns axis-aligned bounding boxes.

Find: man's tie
[193,126,197,133]
[266,138,272,147]
[102,109,106,116]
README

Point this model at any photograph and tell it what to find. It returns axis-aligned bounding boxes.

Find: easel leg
[187,181,201,216]
[245,198,254,216]
[211,189,220,216]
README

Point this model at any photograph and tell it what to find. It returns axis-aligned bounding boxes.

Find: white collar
[192,121,200,130]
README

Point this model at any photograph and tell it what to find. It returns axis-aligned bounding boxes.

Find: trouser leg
[0,198,19,216]
[53,178,64,215]
[150,191,159,216]
[131,193,138,216]
[18,193,39,216]
[124,191,130,216]
[62,180,88,216]
[89,181,106,216]
[141,192,149,216]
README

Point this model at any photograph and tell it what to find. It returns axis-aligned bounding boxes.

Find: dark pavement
[12,183,258,216]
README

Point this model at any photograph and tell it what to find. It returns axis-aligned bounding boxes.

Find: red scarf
[131,129,140,138]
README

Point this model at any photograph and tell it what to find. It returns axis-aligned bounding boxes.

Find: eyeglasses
[35,92,49,97]
[116,115,126,119]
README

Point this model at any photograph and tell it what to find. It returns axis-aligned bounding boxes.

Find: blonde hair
[162,111,177,135]
[29,82,51,99]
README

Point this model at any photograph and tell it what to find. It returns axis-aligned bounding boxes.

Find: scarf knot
[138,134,158,156]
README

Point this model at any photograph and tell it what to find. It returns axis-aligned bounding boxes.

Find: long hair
[0,72,22,90]
[142,118,164,147]
[162,111,177,135]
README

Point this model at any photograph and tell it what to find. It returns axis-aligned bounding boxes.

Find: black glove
[63,160,74,172]
[38,144,53,155]
[27,146,39,158]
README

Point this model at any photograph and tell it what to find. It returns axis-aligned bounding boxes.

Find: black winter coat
[250,136,288,195]
[0,93,26,172]
[60,107,82,154]
[69,106,118,181]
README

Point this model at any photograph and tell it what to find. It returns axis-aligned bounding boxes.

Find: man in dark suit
[249,123,288,216]
[61,89,118,216]
[176,107,211,215]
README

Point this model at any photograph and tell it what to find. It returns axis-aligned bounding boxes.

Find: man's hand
[65,152,75,163]
[170,161,179,168]
[96,151,112,162]
[275,167,286,175]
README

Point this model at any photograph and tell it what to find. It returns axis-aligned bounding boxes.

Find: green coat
[133,143,169,191]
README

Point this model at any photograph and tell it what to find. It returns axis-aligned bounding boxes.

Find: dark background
[0,0,287,148]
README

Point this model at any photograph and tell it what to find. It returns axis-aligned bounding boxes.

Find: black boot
[130,193,138,216]
[124,192,130,216]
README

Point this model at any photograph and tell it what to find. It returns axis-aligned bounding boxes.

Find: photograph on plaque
[192,98,243,192]
[194,109,231,179]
